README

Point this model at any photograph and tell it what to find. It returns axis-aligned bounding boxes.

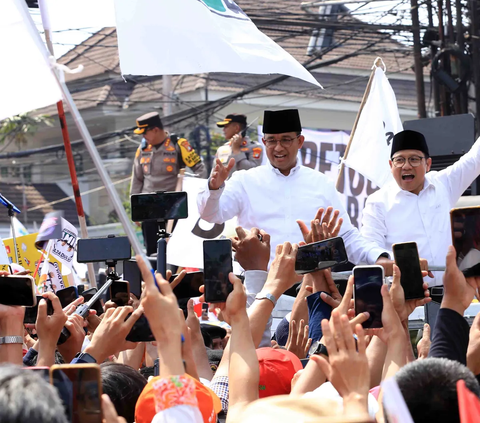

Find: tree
[0,113,53,153]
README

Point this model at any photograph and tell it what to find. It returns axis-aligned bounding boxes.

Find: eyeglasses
[264,135,299,149]
[392,155,426,168]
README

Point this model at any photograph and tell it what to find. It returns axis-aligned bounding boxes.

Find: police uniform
[130,112,206,254]
[215,114,263,174]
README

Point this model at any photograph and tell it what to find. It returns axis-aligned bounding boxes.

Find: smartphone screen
[77,236,131,263]
[50,364,103,423]
[393,242,424,300]
[109,281,130,307]
[451,207,480,277]
[203,239,233,303]
[295,237,348,274]
[0,275,36,307]
[354,265,384,329]
[24,296,54,324]
[81,288,104,317]
[126,314,155,343]
[57,286,79,309]
[169,271,204,299]
[130,191,188,222]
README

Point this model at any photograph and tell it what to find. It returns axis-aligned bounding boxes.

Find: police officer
[215,114,263,175]
[131,111,206,255]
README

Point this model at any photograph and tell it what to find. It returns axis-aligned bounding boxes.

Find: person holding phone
[130,111,207,255]
[215,113,263,176]
[198,109,389,268]
[361,129,480,286]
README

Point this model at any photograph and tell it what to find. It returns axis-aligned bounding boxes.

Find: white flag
[114,0,321,87]
[167,177,237,269]
[10,217,29,238]
[342,66,402,188]
[0,0,62,120]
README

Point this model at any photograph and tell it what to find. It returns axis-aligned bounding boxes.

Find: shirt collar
[266,160,301,176]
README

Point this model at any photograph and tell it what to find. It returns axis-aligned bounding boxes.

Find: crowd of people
[1,107,480,422]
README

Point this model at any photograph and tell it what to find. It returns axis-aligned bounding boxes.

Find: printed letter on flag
[114,0,321,87]
[342,66,402,188]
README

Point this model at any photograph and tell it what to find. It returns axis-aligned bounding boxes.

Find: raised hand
[263,242,299,298]
[285,319,312,359]
[296,206,343,244]
[442,245,480,316]
[311,310,369,415]
[389,264,431,322]
[231,227,270,271]
[467,313,480,375]
[209,158,235,190]
[417,323,431,359]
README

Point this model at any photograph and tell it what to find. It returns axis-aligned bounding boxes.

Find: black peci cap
[134,111,163,134]
[391,130,430,158]
[216,113,247,128]
[263,109,302,134]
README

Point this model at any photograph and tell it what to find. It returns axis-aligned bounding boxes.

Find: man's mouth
[402,174,415,181]
[274,154,286,159]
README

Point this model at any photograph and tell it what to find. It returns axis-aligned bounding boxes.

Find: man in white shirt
[361,129,480,286]
[197,109,388,267]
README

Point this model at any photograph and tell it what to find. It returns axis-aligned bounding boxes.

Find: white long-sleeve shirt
[361,137,480,286]
[197,161,386,265]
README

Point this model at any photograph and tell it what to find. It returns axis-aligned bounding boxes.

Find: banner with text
[258,126,379,228]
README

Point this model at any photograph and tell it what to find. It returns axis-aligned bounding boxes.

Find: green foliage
[0,113,53,150]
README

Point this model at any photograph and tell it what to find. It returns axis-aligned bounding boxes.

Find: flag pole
[38,0,97,287]
[336,57,383,191]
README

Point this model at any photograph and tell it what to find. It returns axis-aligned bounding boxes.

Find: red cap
[457,380,480,423]
[257,347,303,398]
[135,374,222,423]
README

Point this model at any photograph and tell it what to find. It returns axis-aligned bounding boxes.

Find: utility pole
[438,0,450,115]
[427,0,441,116]
[411,0,427,118]
[456,0,468,114]
[163,75,173,130]
[470,0,480,130]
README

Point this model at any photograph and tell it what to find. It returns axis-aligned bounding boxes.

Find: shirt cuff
[153,374,198,413]
[23,347,38,366]
[244,270,268,295]
[368,248,391,264]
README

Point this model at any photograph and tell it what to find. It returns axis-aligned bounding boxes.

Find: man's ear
[389,160,393,170]
[426,157,432,172]
[297,135,305,150]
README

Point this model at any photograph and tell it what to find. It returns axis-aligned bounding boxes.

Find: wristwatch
[255,292,277,307]
[74,352,97,363]
[308,340,329,357]
[0,336,23,345]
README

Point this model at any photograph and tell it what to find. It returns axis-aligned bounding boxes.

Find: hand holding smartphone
[353,265,384,329]
[0,275,36,307]
[393,242,425,300]
[203,239,233,303]
[109,280,130,307]
[295,237,348,275]
[24,296,54,324]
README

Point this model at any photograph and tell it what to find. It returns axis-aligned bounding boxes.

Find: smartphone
[24,296,54,324]
[77,285,86,295]
[56,286,79,309]
[450,206,480,277]
[153,358,160,377]
[201,302,209,320]
[109,280,130,307]
[50,364,103,423]
[353,265,384,329]
[393,242,425,300]
[130,191,188,222]
[126,314,155,343]
[77,236,131,263]
[203,239,233,303]
[123,258,156,299]
[0,275,36,307]
[169,271,204,299]
[80,288,104,317]
[295,237,348,275]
